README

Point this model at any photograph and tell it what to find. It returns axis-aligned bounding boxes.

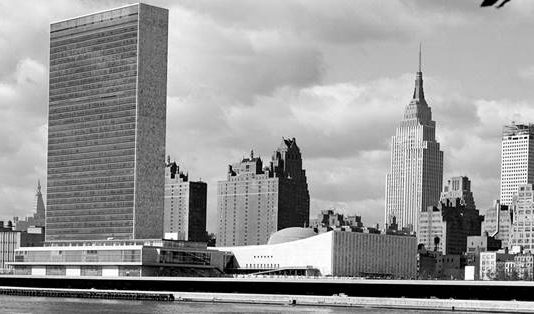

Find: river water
[0,295,470,313]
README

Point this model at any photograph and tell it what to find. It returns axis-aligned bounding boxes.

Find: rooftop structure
[440,176,476,210]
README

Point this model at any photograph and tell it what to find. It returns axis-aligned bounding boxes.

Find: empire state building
[385,49,443,233]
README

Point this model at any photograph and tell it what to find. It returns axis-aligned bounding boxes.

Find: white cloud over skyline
[1,0,534,232]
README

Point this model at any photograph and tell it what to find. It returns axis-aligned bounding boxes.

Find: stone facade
[509,184,534,251]
[440,176,476,210]
[417,200,483,255]
[216,138,310,247]
[45,4,168,241]
[479,251,514,280]
[482,200,512,248]
[385,55,443,232]
[164,159,207,242]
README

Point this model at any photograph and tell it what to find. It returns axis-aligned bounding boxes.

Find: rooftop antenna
[418,42,422,72]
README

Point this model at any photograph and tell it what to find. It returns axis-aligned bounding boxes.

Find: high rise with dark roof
[45,4,168,242]
[500,123,534,206]
[164,157,207,242]
[216,138,310,246]
[385,48,444,233]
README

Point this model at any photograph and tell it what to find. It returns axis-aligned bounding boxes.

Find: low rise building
[436,254,465,280]
[510,184,534,251]
[310,210,365,233]
[514,254,534,280]
[0,223,44,273]
[8,239,227,277]
[214,227,417,278]
[418,199,483,255]
[467,235,502,254]
[479,251,515,280]
[465,235,501,280]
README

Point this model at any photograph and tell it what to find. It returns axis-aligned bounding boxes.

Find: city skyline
[2,1,534,233]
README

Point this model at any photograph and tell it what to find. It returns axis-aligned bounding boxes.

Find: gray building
[10,239,226,277]
[440,176,476,210]
[46,4,168,241]
[217,138,310,247]
[385,50,444,232]
[164,158,207,242]
[482,200,511,248]
[417,199,483,255]
[0,223,44,273]
[509,184,534,251]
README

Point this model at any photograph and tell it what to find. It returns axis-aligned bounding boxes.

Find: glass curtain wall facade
[46,4,168,241]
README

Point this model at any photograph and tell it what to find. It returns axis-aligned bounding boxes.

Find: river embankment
[1,286,534,313]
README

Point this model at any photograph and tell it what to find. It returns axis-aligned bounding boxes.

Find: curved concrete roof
[267,227,317,245]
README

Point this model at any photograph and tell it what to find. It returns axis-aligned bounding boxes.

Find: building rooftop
[267,227,317,245]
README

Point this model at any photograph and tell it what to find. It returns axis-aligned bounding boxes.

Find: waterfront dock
[5,275,534,312]
[1,286,534,313]
[0,286,174,301]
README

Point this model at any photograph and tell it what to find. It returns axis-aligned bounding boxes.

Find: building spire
[413,44,425,101]
[37,180,41,193]
[418,42,422,73]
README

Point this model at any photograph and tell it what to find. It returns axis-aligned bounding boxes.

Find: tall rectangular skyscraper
[46,4,168,242]
[500,123,534,205]
[385,51,444,233]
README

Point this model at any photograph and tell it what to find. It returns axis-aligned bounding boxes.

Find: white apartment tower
[500,123,534,206]
[385,49,444,232]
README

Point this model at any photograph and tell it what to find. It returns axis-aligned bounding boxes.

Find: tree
[206,233,216,247]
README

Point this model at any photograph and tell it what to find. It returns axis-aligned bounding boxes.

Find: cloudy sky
[1,0,534,232]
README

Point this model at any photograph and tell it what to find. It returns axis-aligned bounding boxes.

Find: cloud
[0,58,47,218]
[518,65,534,80]
[1,0,534,235]
[167,4,325,104]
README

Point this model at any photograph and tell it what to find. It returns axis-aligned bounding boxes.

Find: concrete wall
[216,232,333,275]
[133,3,168,239]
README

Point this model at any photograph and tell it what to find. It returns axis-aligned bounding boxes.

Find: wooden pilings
[0,287,174,301]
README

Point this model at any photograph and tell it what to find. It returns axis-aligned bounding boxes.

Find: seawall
[1,286,534,313]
